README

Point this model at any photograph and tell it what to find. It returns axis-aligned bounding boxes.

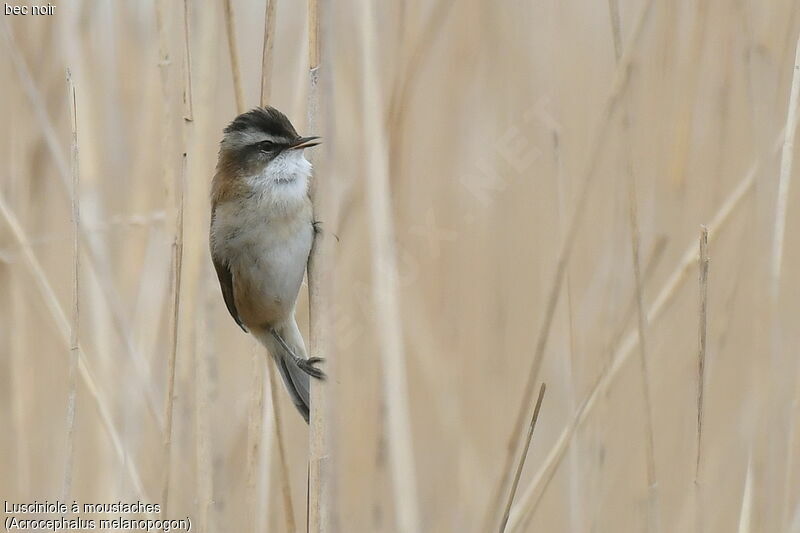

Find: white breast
[211,152,314,323]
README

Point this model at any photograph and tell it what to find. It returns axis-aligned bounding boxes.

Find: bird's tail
[254,321,310,423]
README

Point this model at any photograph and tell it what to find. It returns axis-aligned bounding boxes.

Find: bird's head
[218,106,320,184]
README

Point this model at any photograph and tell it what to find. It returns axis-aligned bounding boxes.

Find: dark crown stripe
[224,106,299,138]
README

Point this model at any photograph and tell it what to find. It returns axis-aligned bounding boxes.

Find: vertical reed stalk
[260,0,278,106]
[738,453,754,533]
[244,349,265,533]
[359,1,421,531]
[156,0,182,519]
[160,145,185,522]
[223,0,245,113]
[182,0,194,121]
[255,374,275,533]
[179,4,215,529]
[269,360,297,532]
[62,68,80,502]
[195,281,214,533]
[773,39,800,518]
[8,111,30,498]
[695,226,709,533]
[772,35,800,301]
[178,2,223,527]
[607,0,622,58]
[696,226,709,480]
[307,0,334,530]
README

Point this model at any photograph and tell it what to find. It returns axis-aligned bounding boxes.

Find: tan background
[1,0,800,532]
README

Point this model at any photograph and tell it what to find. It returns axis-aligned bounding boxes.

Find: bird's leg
[270,328,326,379]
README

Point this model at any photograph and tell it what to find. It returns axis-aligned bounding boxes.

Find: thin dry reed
[499,383,546,533]
[244,345,266,531]
[738,453,754,533]
[359,1,421,531]
[777,37,800,530]
[223,0,245,113]
[772,36,800,300]
[61,68,80,503]
[260,0,278,106]
[182,0,194,121]
[155,0,183,518]
[269,361,297,533]
[194,293,214,532]
[696,225,709,481]
[695,225,709,533]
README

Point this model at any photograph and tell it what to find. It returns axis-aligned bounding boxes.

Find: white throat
[247,150,312,207]
[266,149,313,183]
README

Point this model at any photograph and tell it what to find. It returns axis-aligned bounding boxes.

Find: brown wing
[211,205,247,332]
[212,254,247,332]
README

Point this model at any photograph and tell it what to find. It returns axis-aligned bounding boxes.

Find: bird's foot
[296,356,326,380]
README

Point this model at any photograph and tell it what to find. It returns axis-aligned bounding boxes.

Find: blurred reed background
[2,0,800,532]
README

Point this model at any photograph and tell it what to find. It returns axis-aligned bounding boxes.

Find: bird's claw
[296,356,326,380]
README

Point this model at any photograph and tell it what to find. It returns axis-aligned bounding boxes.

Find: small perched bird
[210,106,323,422]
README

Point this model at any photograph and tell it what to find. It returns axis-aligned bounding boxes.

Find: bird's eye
[258,140,276,151]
